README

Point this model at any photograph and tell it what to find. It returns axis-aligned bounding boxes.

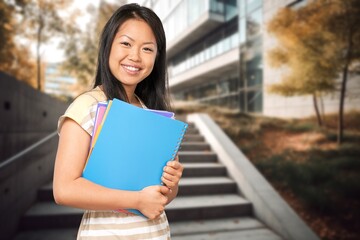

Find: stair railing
[0,131,59,240]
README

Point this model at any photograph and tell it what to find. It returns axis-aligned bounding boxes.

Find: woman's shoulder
[57,87,106,135]
[75,86,107,105]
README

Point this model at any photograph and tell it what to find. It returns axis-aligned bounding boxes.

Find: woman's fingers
[139,186,169,219]
[161,158,183,189]
[167,160,182,169]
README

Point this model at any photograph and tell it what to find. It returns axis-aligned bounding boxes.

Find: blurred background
[1,0,359,239]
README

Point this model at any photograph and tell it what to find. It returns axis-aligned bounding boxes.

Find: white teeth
[124,65,140,71]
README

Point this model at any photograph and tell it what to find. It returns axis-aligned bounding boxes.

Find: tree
[19,0,74,91]
[267,0,360,144]
[61,1,126,92]
[60,4,99,92]
[0,0,37,87]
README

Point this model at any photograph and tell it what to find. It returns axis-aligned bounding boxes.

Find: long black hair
[94,3,171,111]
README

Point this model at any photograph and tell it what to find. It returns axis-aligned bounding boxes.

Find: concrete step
[38,176,236,202]
[14,217,278,240]
[183,134,204,142]
[182,163,227,177]
[20,203,84,230]
[178,151,217,163]
[184,128,199,135]
[20,194,252,229]
[166,194,252,222]
[180,142,211,151]
[169,217,280,238]
[178,177,237,196]
[186,123,196,129]
[172,228,283,240]
[13,228,78,240]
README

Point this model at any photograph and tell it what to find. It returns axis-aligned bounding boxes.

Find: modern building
[131,0,360,118]
[44,63,77,99]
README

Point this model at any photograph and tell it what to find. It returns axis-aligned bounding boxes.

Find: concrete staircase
[13,123,283,240]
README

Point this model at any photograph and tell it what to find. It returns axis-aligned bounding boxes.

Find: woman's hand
[161,155,183,203]
[137,185,169,219]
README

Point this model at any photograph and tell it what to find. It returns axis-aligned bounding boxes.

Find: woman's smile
[121,64,142,74]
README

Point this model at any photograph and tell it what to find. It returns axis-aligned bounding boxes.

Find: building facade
[132,0,360,118]
[44,63,77,99]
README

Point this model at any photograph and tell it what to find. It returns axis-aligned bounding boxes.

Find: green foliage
[19,0,78,90]
[284,122,319,133]
[61,1,126,91]
[268,3,335,96]
[0,1,36,86]
[0,0,80,90]
[267,0,360,95]
[255,146,360,214]
[267,0,360,143]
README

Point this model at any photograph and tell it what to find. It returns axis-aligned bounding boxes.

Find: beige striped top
[57,86,171,240]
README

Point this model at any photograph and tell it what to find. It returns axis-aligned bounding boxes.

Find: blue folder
[82,98,188,216]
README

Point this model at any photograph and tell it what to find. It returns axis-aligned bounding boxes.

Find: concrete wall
[0,132,59,240]
[262,0,360,118]
[0,72,68,162]
[0,72,68,240]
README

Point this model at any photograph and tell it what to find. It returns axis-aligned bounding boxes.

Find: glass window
[210,44,217,58]
[231,32,239,47]
[210,0,225,15]
[239,0,246,17]
[245,55,262,87]
[188,0,208,25]
[238,90,246,111]
[246,0,262,13]
[218,81,230,94]
[169,17,240,76]
[224,0,237,20]
[199,51,205,63]
[239,18,246,44]
[216,41,223,55]
[228,77,238,91]
[246,8,262,39]
[247,89,262,112]
[205,48,211,61]
[223,37,231,52]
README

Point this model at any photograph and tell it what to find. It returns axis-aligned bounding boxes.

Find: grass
[174,102,360,240]
[256,147,360,213]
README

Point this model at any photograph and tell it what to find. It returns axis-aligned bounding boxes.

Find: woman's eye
[121,42,131,47]
[143,47,154,52]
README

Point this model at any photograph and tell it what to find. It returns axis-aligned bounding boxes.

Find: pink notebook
[90,102,108,149]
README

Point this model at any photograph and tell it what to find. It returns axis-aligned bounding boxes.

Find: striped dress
[58,86,171,239]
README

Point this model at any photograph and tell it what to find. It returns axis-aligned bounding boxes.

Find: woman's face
[109,18,157,92]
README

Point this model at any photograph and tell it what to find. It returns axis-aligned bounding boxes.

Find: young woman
[53,3,183,239]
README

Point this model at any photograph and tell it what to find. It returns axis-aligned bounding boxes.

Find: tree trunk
[338,2,353,145]
[313,92,322,127]
[36,9,43,91]
[320,93,326,127]
[338,65,348,145]
[36,31,41,91]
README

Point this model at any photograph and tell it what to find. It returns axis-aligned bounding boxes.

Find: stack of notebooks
[83,98,188,216]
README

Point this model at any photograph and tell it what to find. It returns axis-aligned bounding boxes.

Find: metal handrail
[0,131,58,175]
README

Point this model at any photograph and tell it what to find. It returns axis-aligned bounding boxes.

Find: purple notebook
[90,101,175,148]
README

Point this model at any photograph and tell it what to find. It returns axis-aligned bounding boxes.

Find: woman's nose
[128,48,141,62]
